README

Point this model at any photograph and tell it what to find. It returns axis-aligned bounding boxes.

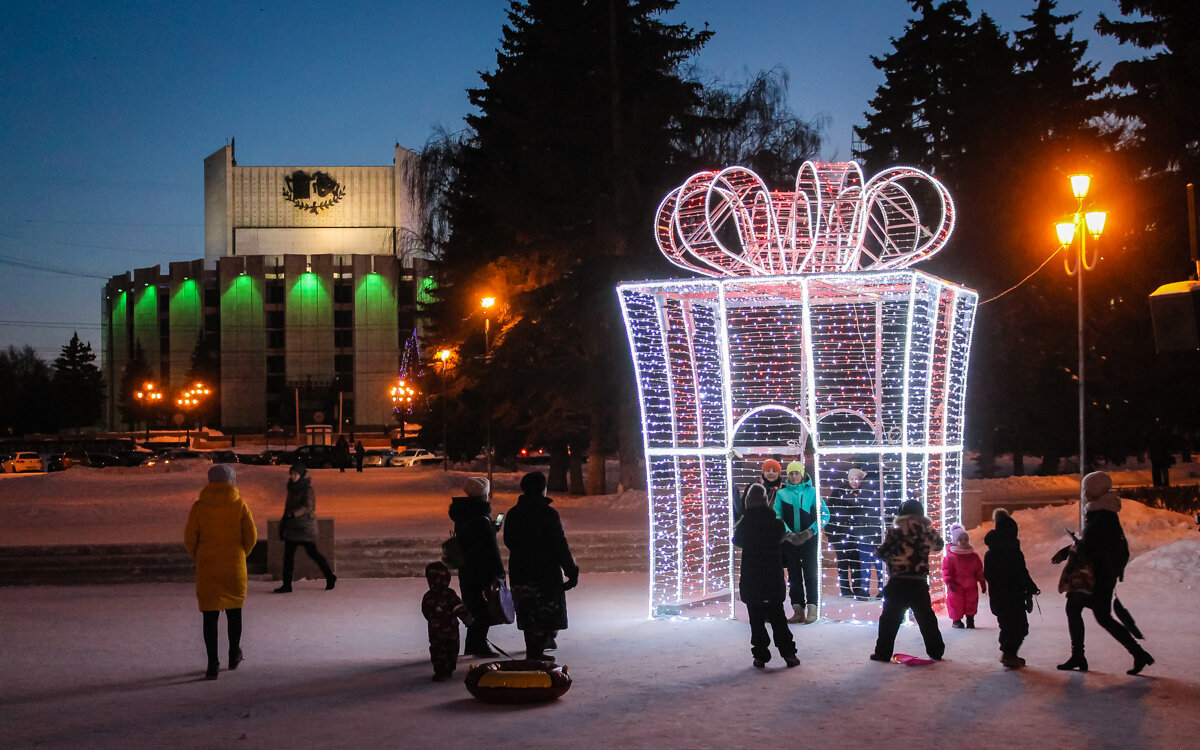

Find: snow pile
[1129,538,1200,584]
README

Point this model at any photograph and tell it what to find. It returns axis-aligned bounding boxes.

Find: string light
[620,162,976,621]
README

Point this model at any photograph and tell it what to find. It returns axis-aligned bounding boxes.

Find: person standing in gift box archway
[450,476,506,657]
[775,460,828,624]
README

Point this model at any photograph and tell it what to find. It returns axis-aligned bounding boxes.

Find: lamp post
[1055,173,1107,529]
[481,296,495,485]
[175,382,211,445]
[439,349,451,471]
[390,378,415,442]
[134,381,162,442]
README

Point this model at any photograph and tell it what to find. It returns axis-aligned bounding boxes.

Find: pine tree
[0,345,54,437]
[52,332,105,430]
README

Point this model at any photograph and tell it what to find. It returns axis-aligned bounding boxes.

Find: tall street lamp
[176,382,211,444]
[481,296,496,485]
[1055,173,1107,528]
[390,378,416,442]
[134,381,162,442]
[438,348,451,471]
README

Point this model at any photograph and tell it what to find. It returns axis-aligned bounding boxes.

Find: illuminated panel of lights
[619,161,976,621]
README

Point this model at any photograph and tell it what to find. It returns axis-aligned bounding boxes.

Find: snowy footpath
[2,464,1199,748]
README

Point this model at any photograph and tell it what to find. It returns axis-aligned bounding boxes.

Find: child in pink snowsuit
[942,524,985,628]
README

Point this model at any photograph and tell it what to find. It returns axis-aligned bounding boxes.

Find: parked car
[115,449,154,467]
[291,444,338,469]
[206,450,241,464]
[389,448,442,467]
[46,451,95,471]
[362,449,397,468]
[140,450,212,467]
[2,451,43,473]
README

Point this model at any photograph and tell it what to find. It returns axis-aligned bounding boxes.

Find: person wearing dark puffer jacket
[1053,471,1154,675]
[983,508,1039,669]
[503,471,579,661]
[450,476,506,657]
[870,499,945,662]
[274,463,335,593]
[733,483,800,669]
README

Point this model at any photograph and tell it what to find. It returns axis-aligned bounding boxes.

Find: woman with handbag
[449,476,506,657]
[273,463,336,593]
[1053,471,1153,675]
[504,471,579,661]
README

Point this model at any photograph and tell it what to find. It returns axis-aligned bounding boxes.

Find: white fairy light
[620,162,976,621]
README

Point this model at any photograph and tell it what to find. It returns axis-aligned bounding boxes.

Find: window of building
[204,313,219,332]
[266,310,284,329]
[266,355,285,374]
[267,330,285,350]
[334,329,352,348]
[334,354,354,374]
[266,281,284,305]
[204,287,218,308]
[333,309,353,328]
[334,282,353,305]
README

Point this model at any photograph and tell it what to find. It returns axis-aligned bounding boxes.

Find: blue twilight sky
[0,0,1132,358]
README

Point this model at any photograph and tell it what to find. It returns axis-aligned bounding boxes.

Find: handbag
[441,531,465,570]
[483,577,515,625]
[1056,545,1095,595]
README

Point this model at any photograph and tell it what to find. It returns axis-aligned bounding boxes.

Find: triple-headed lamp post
[1055,173,1107,528]
[481,296,495,485]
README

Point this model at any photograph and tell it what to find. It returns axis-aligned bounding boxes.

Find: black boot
[1128,650,1155,675]
[205,661,219,680]
[966,615,975,629]
[1057,653,1088,671]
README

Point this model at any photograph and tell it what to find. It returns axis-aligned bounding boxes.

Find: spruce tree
[52,332,105,430]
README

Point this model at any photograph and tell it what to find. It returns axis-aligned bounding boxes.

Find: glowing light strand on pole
[619,161,976,620]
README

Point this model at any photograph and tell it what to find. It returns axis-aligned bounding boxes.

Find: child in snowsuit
[733,483,801,669]
[942,523,985,629]
[983,508,1039,669]
[774,460,829,624]
[421,561,472,681]
[870,499,945,662]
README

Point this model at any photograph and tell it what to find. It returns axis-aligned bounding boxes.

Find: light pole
[481,296,495,485]
[175,382,211,445]
[1055,173,1107,529]
[439,348,451,471]
[134,381,162,442]
[390,378,415,442]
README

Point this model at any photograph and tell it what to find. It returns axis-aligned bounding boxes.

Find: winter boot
[966,615,975,629]
[753,658,767,669]
[952,619,964,629]
[1000,653,1024,669]
[228,649,244,670]
[1057,654,1088,672]
[272,584,292,594]
[325,573,337,590]
[1128,650,1155,676]
[804,603,819,624]
[787,606,806,624]
[205,661,219,680]
[783,654,800,668]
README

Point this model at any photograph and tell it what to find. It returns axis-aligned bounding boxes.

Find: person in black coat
[983,508,1039,669]
[353,439,365,473]
[503,471,579,661]
[1053,471,1154,675]
[334,435,351,473]
[273,464,335,593]
[449,476,506,657]
[733,483,801,669]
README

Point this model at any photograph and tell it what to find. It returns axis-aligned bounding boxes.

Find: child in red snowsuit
[421,561,472,681]
[942,523,985,629]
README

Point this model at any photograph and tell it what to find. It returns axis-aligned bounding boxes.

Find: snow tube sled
[464,659,571,703]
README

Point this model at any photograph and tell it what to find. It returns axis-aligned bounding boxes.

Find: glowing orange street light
[134,381,162,441]
[438,349,452,471]
[480,296,497,485]
[1057,173,1108,528]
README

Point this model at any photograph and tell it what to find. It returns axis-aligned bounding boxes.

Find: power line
[0,231,190,258]
[0,253,111,279]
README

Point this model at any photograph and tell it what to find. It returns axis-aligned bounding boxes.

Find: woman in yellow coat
[184,464,257,680]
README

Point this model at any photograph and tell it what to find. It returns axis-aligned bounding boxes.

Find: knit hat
[208,464,236,485]
[1081,470,1122,513]
[949,523,968,546]
[762,459,782,472]
[425,561,451,588]
[847,468,867,483]
[898,499,923,517]
[463,476,490,498]
[520,471,547,496]
[992,507,1018,536]
[785,460,805,476]
[289,463,307,478]
[745,482,769,509]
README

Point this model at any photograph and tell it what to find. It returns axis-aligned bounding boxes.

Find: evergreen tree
[52,332,104,431]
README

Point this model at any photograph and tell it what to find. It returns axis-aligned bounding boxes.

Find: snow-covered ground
[2,463,1199,748]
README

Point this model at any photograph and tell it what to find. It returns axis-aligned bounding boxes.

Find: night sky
[0,0,1130,358]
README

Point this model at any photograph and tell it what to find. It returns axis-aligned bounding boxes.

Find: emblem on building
[282,170,345,214]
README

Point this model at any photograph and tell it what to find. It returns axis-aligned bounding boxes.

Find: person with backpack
[1052,471,1153,675]
[869,499,945,663]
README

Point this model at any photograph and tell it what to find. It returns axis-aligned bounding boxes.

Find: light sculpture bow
[655,161,954,277]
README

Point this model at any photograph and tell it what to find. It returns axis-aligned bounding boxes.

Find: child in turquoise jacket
[774,460,829,623]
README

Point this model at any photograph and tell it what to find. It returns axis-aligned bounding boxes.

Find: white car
[389,448,441,467]
[2,451,43,473]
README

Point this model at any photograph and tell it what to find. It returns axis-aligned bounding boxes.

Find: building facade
[102,144,426,432]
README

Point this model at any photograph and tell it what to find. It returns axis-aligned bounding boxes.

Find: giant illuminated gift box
[617,162,977,620]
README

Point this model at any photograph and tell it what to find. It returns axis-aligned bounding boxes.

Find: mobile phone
[494,513,505,528]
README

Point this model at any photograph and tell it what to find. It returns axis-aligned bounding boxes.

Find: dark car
[86,452,124,468]
[206,450,241,464]
[291,444,338,469]
[246,449,296,466]
[140,450,212,467]
[47,450,98,471]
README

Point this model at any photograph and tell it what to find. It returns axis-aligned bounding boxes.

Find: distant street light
[175,382,211,444]
[390,377,416,442]
[481,296,496,485]
[1055,173,1107,529]
[439,348,451,472]
[134,381,162,442]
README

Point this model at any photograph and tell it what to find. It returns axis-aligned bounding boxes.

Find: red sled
[892,653,936,666]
